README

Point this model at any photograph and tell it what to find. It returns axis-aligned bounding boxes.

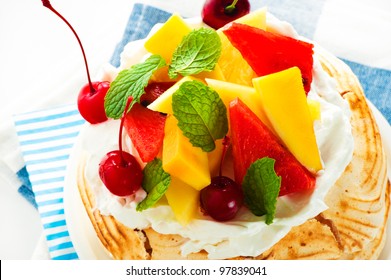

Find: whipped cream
[79,14,354,259]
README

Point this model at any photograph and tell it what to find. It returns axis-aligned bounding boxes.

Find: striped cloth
[12,1,390,260]
[14,105,85,260]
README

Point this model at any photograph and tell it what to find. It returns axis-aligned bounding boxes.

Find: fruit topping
[148,76,200,115]
[99,98,143,196]
[77,81,110,124]
[165,176,200,225]
[200,136,243,221]
[99,150,143,197]
[124,103,166,163]
[229,98,316,196]
[200,176,243,221]
[144,14,192,62]
[42,0,109,124]
[140,82,175,107]
[252,67,323,173]
[202,0,250,29]
[205,78,273,130]
[162,116,210,190]
[223,22,314,93]
[216,7,267,86]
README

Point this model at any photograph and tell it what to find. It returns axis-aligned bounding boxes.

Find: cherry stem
[219,136,230,177]
[225,0,239,14]
[41,0,95,94]
[118,97,133,166]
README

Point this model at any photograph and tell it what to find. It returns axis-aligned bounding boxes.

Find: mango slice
[162,116,211,190]
[165,176,200,225]
[144,14,192,62]
[217,8,267,86]
[147,76,199,114]
[193,64,226,81]
[205,78,272,130]
[252,67,323,173]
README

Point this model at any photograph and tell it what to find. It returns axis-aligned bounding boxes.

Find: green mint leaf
[137,158,171,212]
[242,157,281,225]
[172,80,228,152]
[104,54,166,119]
[168,28,221,79]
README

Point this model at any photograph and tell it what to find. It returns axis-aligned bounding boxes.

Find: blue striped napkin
[14,105,85,260]
[13,0,390,260]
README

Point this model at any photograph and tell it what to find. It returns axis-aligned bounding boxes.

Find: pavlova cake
[66,7,390,259]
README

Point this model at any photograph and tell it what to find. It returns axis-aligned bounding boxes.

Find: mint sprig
[172,80,228,152]
[137,158,171,212]
[104,54,166,119]
[242,157,281,225]
[168,28,222,79]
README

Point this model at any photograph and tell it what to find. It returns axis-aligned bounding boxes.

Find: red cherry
[99,150,143,197]
[42,0,109,124]
[200,176,243,221]
[201,0,250,29]
[200,136,243,221]
[98,97,143,196]
[77,81,109,124]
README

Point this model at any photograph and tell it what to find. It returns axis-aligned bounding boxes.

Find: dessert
[62,6,389,259]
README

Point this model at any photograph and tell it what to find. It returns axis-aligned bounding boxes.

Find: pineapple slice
[217,7,267,86]
[252,67,323,173]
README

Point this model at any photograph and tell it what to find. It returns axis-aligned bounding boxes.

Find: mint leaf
[242,157,281,225]
[172,80,228,152]
[168,28,221,79]
[137,158,171,212]
[105,55,166,119]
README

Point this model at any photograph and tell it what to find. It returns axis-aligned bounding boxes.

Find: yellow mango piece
[205,78,273,130]
[235,7,268,28]
[252,67,323,173]
[144,14,192,62]
[217,8,267,86]
[307,99,321,121]
[194,64,226,81]
[165,176,200,225]
[207,138,224,177]
[147,76,200,114]
[162,116,211,190]
[151,66,180,83]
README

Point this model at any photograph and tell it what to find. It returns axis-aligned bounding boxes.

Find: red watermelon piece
[223,23,314,93]
[229,98,315,196]
[124,103,166,163]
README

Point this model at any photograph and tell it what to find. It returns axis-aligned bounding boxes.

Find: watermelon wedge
[124,103,166,163]
[223,23,314,93]
[229,98,315,196]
